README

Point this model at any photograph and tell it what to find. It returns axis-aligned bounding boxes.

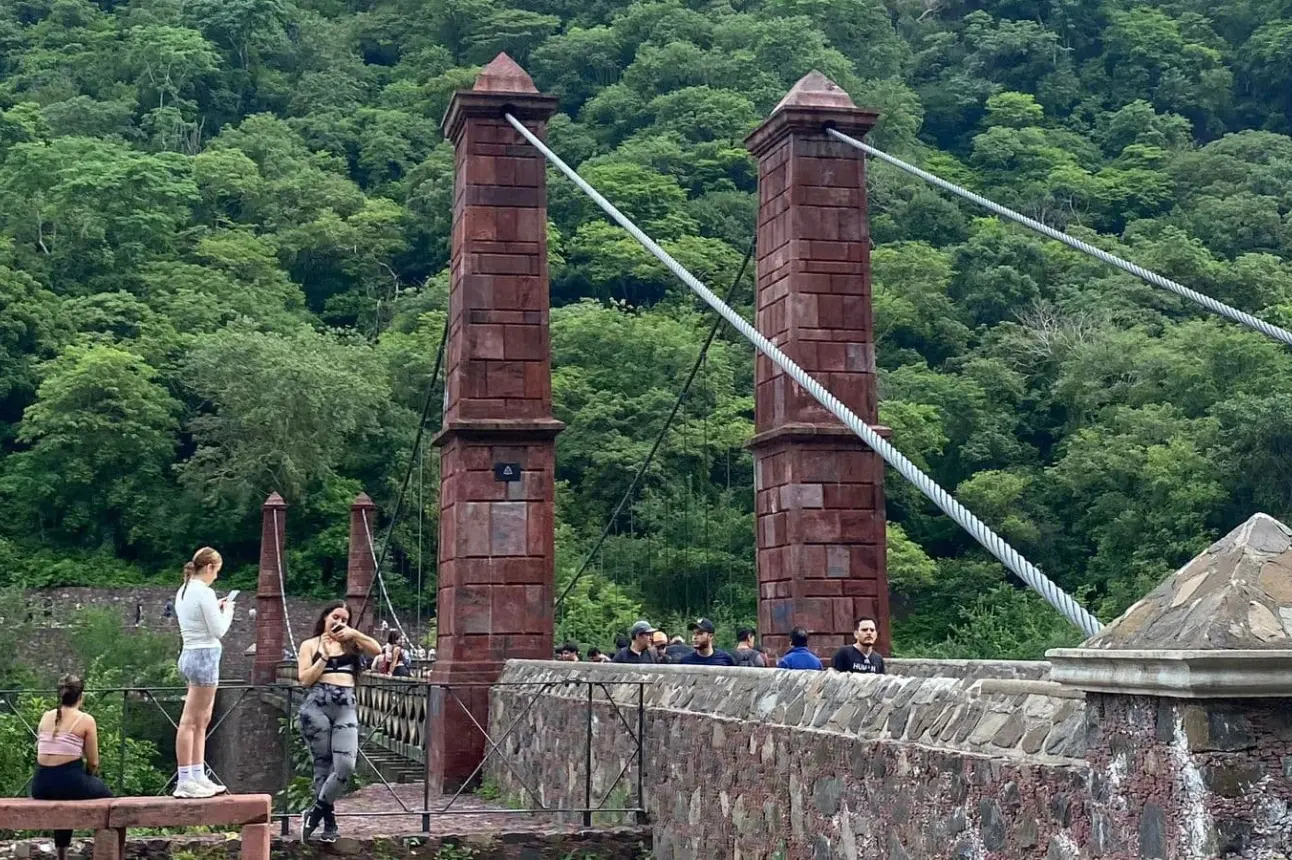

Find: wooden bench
[0,795,272,860]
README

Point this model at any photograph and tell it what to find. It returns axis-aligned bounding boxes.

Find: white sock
[180,765,195,782]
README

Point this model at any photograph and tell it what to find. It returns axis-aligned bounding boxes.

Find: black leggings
[32,761,113,847]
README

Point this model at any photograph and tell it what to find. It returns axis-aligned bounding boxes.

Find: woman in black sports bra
[295,601,380,843]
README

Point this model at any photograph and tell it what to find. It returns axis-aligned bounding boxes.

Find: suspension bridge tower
[745,72,892,657]
[427,54,564,791]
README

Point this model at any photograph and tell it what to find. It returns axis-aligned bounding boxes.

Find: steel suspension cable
[416,434,425,641]
[508,112,1103,637]
[827,128,1292,350]
[554,240,755,609]
[361,510,410,642]
[352,320,450,632]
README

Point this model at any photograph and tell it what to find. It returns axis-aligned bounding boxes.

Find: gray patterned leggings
[297,684,358,804]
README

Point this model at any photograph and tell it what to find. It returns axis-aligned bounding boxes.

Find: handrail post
[583,683,593,828]
[117,690,128,793]
[422,681,432,833]
[281,685,294,837]
[636,682,645,824]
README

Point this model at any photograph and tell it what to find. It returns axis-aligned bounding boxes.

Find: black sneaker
[301,803,324,843]
[320,805,339,843]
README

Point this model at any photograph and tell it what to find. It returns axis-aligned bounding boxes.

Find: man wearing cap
[612,620,657,664]
[650,631,673,664]
[679,618,735,666]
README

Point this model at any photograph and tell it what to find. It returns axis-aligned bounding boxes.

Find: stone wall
[14,588,332,683]
[1083,693,1292,858]
[0,830,650,860]
[886,659,1051,682]
[486,661,1089,859]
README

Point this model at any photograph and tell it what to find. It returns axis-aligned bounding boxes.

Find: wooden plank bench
[0,795,272,860]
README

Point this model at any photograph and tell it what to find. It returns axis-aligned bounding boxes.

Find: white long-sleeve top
[175,578,234,649]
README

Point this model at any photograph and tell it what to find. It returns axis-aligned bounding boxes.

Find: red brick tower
[346,492,377,634]
[744,71,891,658]
[428,54,562,790]
[254,492,287,683]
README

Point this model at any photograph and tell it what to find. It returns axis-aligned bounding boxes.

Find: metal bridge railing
[0,671,647,838]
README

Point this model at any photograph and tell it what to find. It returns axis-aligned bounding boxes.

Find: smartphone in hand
[224,590,240,603]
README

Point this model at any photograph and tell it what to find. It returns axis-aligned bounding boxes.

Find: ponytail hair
[54,674,84,730]
[182,547,221,597]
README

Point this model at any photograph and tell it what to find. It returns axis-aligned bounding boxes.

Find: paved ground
[320,782,587,839]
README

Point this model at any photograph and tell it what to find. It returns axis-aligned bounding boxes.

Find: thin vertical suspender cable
[351,321,449,632]
[506,112,1102,637]
[272,511,297,654]
[553,241,755,609]
[362,510,409,642]
[416,436,424,643]
[826,128,1292,350]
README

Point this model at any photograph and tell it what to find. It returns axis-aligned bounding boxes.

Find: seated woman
[296,601,381,843]
[32,675,112,857]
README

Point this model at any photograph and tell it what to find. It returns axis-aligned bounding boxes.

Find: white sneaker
[196,773,228,794]
[173,779,218,799]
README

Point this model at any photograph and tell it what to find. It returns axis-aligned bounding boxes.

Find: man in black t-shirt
[612,620,658,664]
[831,616,886,675]
[680,618,735,666]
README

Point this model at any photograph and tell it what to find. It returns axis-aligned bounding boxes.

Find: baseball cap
[629,620,655,638]
[688,618,716,634]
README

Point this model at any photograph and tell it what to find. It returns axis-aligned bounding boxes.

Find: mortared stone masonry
[491,517,1292,858]
[253,492,287,684]
[428,53,562,791]
[745,71,891,658]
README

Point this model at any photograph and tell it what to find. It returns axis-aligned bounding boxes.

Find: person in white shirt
[173,546,235,798]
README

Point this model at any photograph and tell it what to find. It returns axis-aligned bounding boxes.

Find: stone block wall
[1083,694,1292,858]
[489,660,1292,858]
[0,829,652,860]
[14,587,331,683]
[486,661,1090,859]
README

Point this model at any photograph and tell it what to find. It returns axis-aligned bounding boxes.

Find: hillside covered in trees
[2,0,1292,658]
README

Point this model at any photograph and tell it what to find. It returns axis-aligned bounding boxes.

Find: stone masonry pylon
[428,53,562,792]
[254,492,287,684]
[745,71,892,659]
[346,492,377,634]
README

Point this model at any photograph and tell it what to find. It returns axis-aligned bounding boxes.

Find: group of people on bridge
[29,546,385,848]
[555,616,886,674]
[26,545,888,854]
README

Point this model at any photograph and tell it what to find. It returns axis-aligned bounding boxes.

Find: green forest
[2,0,1292,660]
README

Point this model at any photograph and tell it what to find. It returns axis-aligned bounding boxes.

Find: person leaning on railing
[295,601,381,844]
[32,675,112,856]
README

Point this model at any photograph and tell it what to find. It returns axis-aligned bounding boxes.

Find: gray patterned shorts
[178,646,222,687]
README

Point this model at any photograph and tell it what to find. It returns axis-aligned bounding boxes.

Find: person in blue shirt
[777,627,823,670]
[679,618,734,666]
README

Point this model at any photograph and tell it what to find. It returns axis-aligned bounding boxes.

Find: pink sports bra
[37,711,86,757]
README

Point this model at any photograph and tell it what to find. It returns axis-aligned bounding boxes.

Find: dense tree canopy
[2,0,1292,658]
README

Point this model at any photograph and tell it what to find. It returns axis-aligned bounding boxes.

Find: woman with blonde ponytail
[173,546,234,798]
